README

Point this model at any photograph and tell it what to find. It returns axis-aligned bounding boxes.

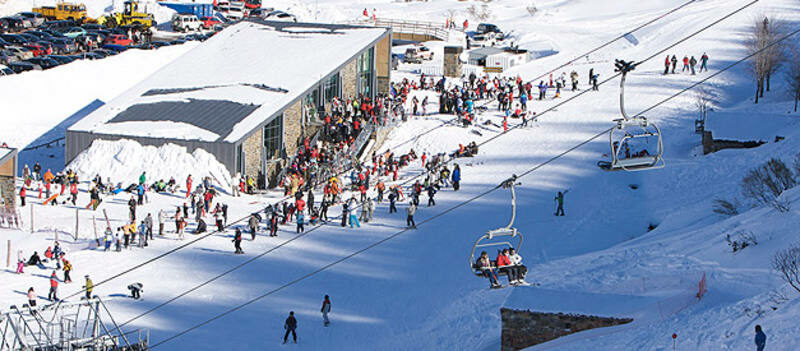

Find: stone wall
[501,308,632,350]
[375,34,391,94]
[0,176,15,208]
[444,46,463,78]
[242,128,262,180]
[341,57,358,100]
[283,100,303,157]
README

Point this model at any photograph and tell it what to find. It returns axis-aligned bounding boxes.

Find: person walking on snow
[321,295,331,326]
[554,190,567,216]
[452,164,461,191]
[682,55,689,72]
[347,197,360,228]
[233,228,244,254]
[248,213,259,240]
[689,56,697,75]
[84,275,93,300]
[283,311,298,344]
[671,55,678,74]
[755,325,766,351]
[700,52,709,72]
[664,55,671,75]
[48,271,58,301]
[407,201,417,229]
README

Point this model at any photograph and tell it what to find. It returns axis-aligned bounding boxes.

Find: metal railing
[342,17,453,41]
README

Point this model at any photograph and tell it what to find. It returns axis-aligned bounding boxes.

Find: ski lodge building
[66,19,392,187]
[0,147,18,208]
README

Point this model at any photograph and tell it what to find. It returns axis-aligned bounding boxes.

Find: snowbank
[67,139,232,190]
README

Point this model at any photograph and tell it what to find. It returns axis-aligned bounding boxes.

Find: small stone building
[0,147,18,208]
[66,19,392,188]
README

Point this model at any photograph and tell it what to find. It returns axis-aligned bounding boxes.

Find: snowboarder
[554,190,567,216]
[321,295,331,326]
[283,311,298,344]
[84,275,93,299]
[128,283,143,299]
[755,325,766,351]
[233,228,244,254]
[407,201,417,229]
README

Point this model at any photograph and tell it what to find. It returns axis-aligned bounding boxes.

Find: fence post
[30,203,34,233]
[6,240,10,268]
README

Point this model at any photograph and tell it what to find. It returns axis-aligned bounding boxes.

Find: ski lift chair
[469,176,523,276]
[598,60,665,172]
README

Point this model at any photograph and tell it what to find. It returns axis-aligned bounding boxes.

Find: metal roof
[108,99,261,142]
[468,47,505,58]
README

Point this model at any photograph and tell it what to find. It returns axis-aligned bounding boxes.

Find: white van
[218,1,245,20]
[172,13,202,32]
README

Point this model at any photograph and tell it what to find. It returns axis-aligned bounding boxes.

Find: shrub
[712,199,739,216]
[772,243,800,293]
[725,231,758,252]
[741,158,795,212]
[526,3,538,16]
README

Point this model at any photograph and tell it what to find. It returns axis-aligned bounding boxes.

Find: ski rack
[0,296,149,351]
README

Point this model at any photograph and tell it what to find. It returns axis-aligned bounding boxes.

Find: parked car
[23,42,50,56]
[473,23,505,41]
[81,23,103,31]
[0,37,9,48]
[0,34,30,45]
[16,12,46,27]
[172,13,202,32]
[7,61,40,73]
[0,49,15,64]
[11,15,34,29]
[0,17,26,31]
[41,29,67,38]
[24,30,57,41]
[48,55,76,65]
[103,34,133,46]
[150,41,170,48]
[43,20,75,32]
[27,56,60,69]
[199,16,221,29]
[391,53,400,70]
[403,46,433,63]
[264,10,296,22]
[63,27,87,38]
[102,44,128,53]
[5,46,34,60]
[170,38,186,45]
[17,32,41,43]
[0,64,14,76]
[90,49,111,58]
[51,37,77,54]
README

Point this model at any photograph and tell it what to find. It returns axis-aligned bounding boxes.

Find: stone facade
[0,176,14,208]
[501,308,632,351]
[242,128,262,180]
[341,57,358,100]
[283,100,303,156]
[444,46,463,78]
[375,34,391,94]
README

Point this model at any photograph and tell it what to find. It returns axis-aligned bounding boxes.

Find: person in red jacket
[48,271,59,301]
[185,175,192,198]
[496,248,518,284]
[295,198,306,213]
[19,186,26,207]
[682,56,690,72]
[69,182,79,205]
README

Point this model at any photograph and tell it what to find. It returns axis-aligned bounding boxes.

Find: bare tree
[746,17,785,103]
[741,158,795,212]
[786,45,800,112]
[772,243,800,293]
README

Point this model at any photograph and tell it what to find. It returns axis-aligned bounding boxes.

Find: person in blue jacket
[754,325,766,351]
[520,93,528,111]
[452,164,461,191]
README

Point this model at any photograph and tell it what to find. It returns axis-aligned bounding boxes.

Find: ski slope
[3,0,800,350]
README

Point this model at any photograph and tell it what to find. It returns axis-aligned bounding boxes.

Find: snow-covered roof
[68,20,389,143]
[0,147,15,168]
[705,111,797,142]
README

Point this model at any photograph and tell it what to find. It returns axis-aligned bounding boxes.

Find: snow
[67,139,233,189]
[68,20,388,142]
[0,43,197,150]
[3,0,800,350]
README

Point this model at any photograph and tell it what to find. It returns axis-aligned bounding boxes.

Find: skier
[233,228,244,254]
[452,164,461,191]
[84,275,93,299]
[496,249,517,284]
[407,201,417,229]
[48,271,58,301]
[689,56,697,75]
[700,52,709,72]
[508,248,528,285]
[321,295,331,326]
[554,190,567,216]
[283,311,298,344]
[755,325,766,351]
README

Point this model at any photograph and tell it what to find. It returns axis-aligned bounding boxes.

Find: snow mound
[68,139,232,190]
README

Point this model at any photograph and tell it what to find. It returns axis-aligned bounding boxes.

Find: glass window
[323,73,340,103]
[237,144,244,173]
[263,115,282,160]
[357,48,374,97]
[303,88,321,122]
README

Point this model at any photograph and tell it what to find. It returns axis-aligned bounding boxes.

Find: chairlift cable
[150,15,797,348]
[108,0,765,336]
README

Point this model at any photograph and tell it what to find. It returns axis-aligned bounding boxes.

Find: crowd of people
[664,53,709,75]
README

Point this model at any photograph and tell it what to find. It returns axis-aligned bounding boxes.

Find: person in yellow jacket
[83,275,93,300]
